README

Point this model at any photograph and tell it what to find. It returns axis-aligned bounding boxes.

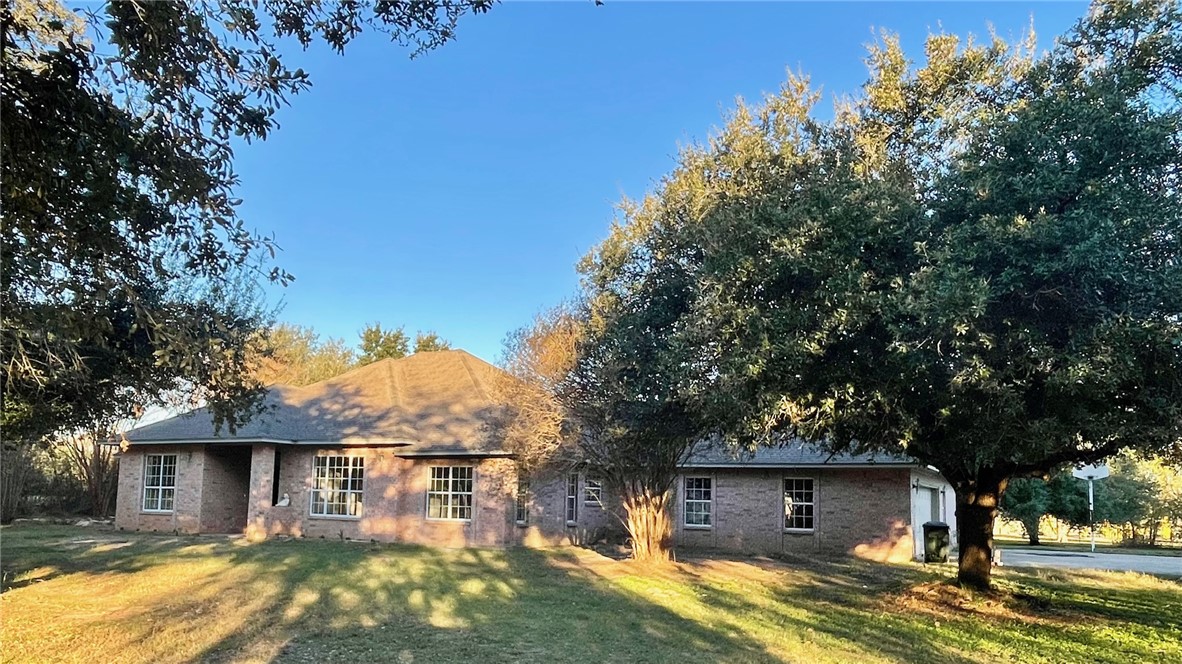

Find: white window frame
[583,478,603,506]
[683,476,713,529]
[142,454,177,513]
[565,473,578,525]
[309,454,365,519]
[783,477,816,533]
[427,466,474,521]
[515,479,530,526]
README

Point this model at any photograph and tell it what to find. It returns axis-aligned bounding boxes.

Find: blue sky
[234,1,1087,363]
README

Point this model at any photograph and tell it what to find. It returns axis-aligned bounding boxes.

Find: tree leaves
[1,0,493,441]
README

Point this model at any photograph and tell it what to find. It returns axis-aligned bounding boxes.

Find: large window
[683,477,712,528]
[584,478,603,506]
[515,479,530,525]
[310,455,364,517]
[142,454,177,512]
[427,466,474,521]
[784,477,815,531]
[565,473,578,524]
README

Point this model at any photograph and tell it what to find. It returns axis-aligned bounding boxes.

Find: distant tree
[358,323,410,365]
[1045,472,1091,530]
[413,331,452,354]
[251,324,355,387]
[54,425,119,518]
[584,1,1182,587]
[1001,478,1048,545]
[2,0,494,441]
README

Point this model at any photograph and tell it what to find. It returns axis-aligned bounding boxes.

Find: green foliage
[1001,478,1048,544]
[412,331,452,354]
[358,323,410,365]
[577,0,1182,584]
[1,0,493,441]
[1046,472,1091,528]
[251,324,355,387]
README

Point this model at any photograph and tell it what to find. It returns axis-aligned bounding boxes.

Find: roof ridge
[458,352,492,403]
[385,357,404,408]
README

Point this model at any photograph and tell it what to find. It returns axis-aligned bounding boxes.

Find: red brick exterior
[116,445,918,560]
[672,468,916,562]
[114,446,206,534]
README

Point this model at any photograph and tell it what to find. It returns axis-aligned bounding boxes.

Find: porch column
[245,444,276,541]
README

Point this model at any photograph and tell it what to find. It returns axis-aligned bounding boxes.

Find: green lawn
[1,525,1179,664]
[995,534,1182,557]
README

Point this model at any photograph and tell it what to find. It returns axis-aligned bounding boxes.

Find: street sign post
[1072,464,1110,552]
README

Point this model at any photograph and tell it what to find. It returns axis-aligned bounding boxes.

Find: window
[310,455,364,517]
[427,466,474,521]
[271,449,282,506]
[565,473,578,524]
[584,478,603,506]
[142,454,177,512]
[683,477,712,528]
[784,478,815,531]
[515,480,530,525]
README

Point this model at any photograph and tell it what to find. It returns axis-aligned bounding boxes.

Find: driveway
[999,547,1182,576]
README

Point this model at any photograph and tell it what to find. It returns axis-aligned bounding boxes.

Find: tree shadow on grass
[5,527,1180,664]
[2,527,779,663]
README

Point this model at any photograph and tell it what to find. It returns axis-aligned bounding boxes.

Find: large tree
[497,228,713,561]
[1,0,493,441]
[590,0,1182,587]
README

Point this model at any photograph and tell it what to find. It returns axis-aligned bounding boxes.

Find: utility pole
[1072,463,1110,553]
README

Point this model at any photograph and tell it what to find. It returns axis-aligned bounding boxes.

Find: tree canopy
[250,323,355,387]
[357,323,410,365]
[582,0,1182,586]
[412,331,452,354]
[1,0,493,441]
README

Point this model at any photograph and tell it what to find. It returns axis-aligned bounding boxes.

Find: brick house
[115,350,954,561]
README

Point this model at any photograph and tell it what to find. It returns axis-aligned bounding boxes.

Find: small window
[515,479,530,525]
[784,477,815,531]
[683,477,712,528]
[427,466,474,521]
[565,473,578,524]
[584,478,603,506]
[271,448,282,506]
[310,455,364,517]
[142,454,177,512]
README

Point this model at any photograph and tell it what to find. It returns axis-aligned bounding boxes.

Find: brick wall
[672,467,916,562]
[199,446,251,533]
[115,444,916,561]
[516,471,625,547]
[246,448,523,547]
[114,446,206,534]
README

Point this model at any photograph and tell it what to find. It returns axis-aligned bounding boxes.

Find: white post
[1088,476,1095,553]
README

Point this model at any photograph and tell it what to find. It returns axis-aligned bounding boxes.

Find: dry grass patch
[2,525,1179,664]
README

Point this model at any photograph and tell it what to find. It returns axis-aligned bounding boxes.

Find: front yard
[1,525,1179,664]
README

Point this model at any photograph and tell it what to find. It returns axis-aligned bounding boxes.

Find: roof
[683,439,919,468]
[124,350,509,455]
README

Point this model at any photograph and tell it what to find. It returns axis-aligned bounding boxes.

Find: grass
[1,525,1179,664]
[995,535,1182,557]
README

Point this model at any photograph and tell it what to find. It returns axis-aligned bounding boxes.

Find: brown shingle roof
[124,350,509,455]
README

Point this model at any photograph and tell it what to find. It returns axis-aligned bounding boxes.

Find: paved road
[999,547,1182,576]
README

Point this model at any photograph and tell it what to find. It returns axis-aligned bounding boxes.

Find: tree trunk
[955,473,1008,590]
[620,486,672,562]
[1021,515,1041,545]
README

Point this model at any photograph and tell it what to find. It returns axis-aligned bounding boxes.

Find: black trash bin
[922,521,950,563]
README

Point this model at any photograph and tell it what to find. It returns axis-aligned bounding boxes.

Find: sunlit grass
[1,525,1178,663]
